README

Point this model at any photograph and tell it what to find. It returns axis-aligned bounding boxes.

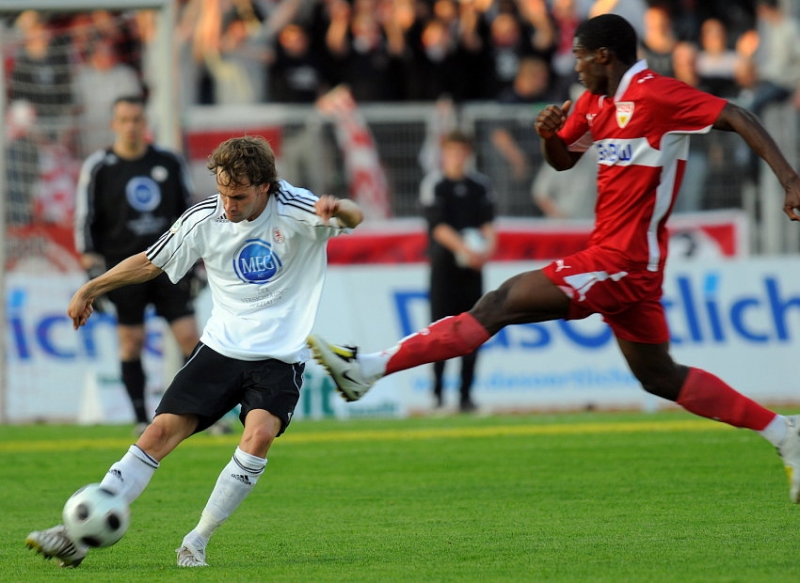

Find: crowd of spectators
[6,0,796,110]
[3,0,800,222]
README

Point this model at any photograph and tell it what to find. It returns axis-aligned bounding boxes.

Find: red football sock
[385,313,490,375]
[676,367,776,431]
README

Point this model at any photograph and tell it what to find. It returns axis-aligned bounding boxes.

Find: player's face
[441,141,471,175]
[217,171,269,223]
[573,39,608,95]
[111,101,146,147]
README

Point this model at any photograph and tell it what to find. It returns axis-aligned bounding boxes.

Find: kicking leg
[308,270,570,400]
[26,413,195,567]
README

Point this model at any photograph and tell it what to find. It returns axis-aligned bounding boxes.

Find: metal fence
[185,101,769,221]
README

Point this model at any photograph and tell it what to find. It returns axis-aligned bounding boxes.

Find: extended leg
[618,338,800,503]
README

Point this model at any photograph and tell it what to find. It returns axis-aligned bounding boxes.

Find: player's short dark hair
[442,129,474,149]
[207,135,279,190]
[575,14,638,65]
[112,94,146,110]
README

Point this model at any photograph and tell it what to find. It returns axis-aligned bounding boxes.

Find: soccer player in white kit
[26,136,364,568]
[309,14,800,505]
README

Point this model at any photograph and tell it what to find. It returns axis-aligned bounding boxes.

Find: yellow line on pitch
[0,419,727,453]
[282,419,728,444]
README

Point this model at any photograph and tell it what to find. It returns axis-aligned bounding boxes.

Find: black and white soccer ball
[62,484,130,548]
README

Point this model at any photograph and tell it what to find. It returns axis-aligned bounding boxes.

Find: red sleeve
[651,77,727,133]
[557,91,593,151]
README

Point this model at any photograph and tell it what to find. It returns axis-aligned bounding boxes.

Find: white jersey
[145,180,349,363]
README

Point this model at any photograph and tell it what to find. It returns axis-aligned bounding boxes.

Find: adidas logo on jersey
[214,214,230,223]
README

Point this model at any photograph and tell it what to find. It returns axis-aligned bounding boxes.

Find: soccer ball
[62,484,130,548]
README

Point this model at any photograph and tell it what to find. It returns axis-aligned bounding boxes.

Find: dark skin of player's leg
[465,268,690,403]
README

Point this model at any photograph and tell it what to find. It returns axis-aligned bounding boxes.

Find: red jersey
[558,61,727,272]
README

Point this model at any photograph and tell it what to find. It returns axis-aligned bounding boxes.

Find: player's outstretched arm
[714,102,800,221]
[314,195,364,228]
[68,252,163,329]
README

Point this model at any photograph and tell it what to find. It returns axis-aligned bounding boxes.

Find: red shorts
[542,246,669,344]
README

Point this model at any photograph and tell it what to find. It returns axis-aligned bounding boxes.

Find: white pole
[0,20,8,424]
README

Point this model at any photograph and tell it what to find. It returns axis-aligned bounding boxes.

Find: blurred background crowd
[8,0,796,112]
[3,0,800,224]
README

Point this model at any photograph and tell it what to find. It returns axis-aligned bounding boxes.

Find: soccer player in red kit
[308,14,800,502]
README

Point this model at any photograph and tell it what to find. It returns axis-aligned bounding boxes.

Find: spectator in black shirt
[405,18,460,101]
[269,23,328,103]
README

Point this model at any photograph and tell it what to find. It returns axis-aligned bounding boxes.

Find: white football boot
[25,525,88,568]
[307,335,375,402]
[176,541,208,567]
[777,415,800,503]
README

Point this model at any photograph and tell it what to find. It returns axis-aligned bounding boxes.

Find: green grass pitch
[1,410,799,583]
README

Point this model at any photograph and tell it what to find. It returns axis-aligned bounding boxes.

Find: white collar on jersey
[614,59,649,102]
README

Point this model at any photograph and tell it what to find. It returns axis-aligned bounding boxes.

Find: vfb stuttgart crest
[615,102,634,128]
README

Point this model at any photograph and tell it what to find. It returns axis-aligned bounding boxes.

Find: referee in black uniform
[74,95,200,433]
[419,130,497,412]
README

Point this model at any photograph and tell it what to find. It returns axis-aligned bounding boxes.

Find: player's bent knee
[471,289,509,331]
[240,423,278,454]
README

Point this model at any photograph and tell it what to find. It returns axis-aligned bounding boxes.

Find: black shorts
[106,271,195,326]
[155,343,304,435]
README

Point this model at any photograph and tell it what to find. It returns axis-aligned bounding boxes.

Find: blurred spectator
[670,41,711,213]
[739,0,800,118]
[718,0,759,42]
[669,0,703,42]
[588,0,646,39]
[733,28,759,97]
[204,1,271,104]
[86,9,142,73]
[484,56,555,216]
[450,0,491,101]
[484,11,552,100]
[532,146,597,219]
[325,0,406,101]
[639,4,677,78]
[517,0,557,57]
[73,34,143,155]
[190,0,225,104]
[497,54,555,103]
[418,96,458,175]
[270,23,329,102]
[5,100,39,226]
[405,18,460,101]
[695,18,740,98]
[672,40,698,86]
[550,0,584,102]
[8,11,75,126]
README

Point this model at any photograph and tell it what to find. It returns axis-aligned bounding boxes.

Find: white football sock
[100,445,159,505]
[186,447,266,547]
[358,348,395,379]
[758,414,787,446]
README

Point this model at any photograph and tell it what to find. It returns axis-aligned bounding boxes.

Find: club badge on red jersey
[615,102,635,128]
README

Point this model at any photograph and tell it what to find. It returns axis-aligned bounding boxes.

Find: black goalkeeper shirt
[75,144,194,266]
